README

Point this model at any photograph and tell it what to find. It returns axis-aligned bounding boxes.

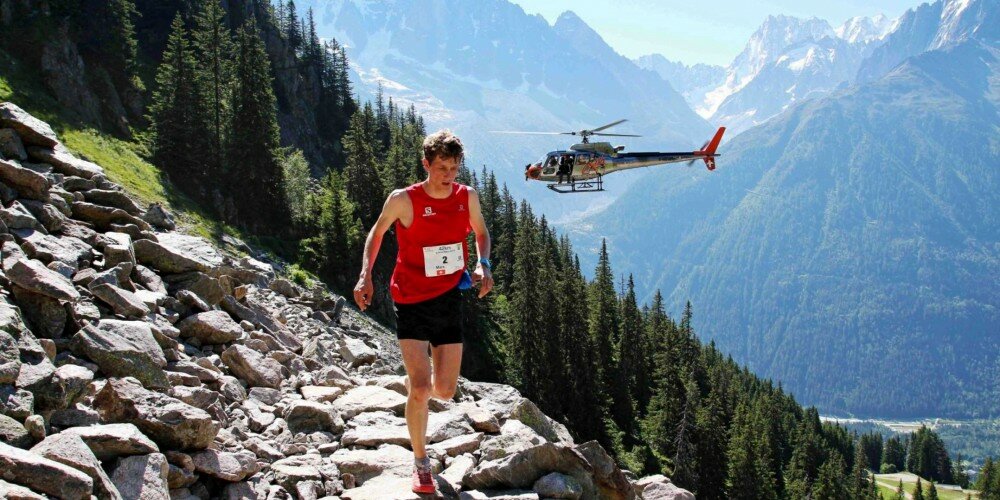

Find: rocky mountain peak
[835,14,894,44]
[0,101,688,500]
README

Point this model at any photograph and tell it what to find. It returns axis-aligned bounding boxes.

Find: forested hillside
[1,0,980,497]
[572,37,1000,418]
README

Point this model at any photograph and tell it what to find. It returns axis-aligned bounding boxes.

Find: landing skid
[546,175,604,193]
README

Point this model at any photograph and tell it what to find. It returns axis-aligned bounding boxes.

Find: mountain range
[570,0,1000,417]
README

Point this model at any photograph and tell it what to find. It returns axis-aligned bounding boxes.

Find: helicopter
[494,120,725,193]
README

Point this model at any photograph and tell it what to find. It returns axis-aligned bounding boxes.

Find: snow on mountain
[633,54,725,112]
[835,14,893,44]
[299,0,712,221]
[858,0,1000,83]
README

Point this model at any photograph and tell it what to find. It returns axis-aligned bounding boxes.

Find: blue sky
[509,0,927,66]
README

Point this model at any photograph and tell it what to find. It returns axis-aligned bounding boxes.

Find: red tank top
[390,182,471,304]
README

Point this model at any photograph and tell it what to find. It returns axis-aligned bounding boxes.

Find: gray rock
[0,330,22,385]
[284,400,343,434]
[0,128,27,160]
[340,474,448,500]
[190,448,260,482]
[110,453,170,500]
[428,432,484,458]
[634,475,694,500]
[0,477,46,499]
[142,203,175,230]
[177,311,242,344]
[12,229,91,269]
[269,278,300,298]
[221,344,284,389]
[574,441,634,499]
[299,385,343,403]
[176,289,210,312]
[167,272,225,306]
[70,320,168,390]
[31,364,93,412]
[22,415,44,440]
[31,433,123,500]
[426,410,476,443]
[48,404,101,428]
[93,377,219,450]
[441,453,476,490]
[341,412,410,448]
[70,201,149,231]
[1,201,45,232]
[0,158,50,200]
[132,264,167,295]
[61,176,96,192]
[14,358,56,400]
[90,283,150,318]
[0,103,59,147]
[331,386,407,419]
[59,423,159,460]
[330,445,417,485]
[510,398,573,444]
[81,189,142,215]
[270,455,325,492]
[463,443,595,497]
[479,420,546,462]
[133,234,222,274]
[458,490,539,499]
[10,285,67,339]
[0,413,31,448]
[533,472,582,499]
[103,244,136,270]
[0,386,33,420]
[19,199,68,232]
[0,440,94,499]
[26,145,103,179]
[7,258,79,301]
[339,337,377,367]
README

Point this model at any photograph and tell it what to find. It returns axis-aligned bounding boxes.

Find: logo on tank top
[458,204,465,212]
[423,206,435,217]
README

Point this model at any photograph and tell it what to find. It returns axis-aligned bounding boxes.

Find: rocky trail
[0,101,691,499]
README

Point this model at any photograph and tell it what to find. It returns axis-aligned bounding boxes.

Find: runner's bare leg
[400,339,432,459]
[431,343,463,400]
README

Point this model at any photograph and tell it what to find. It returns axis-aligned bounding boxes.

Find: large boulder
[330,444,416,484]
[574,441,635,499]
[189,449,260,482]
[479,420,546,462]
[0,103,58,147]
[284,400,344,434]
[0,159,50,201]
[12,229,91,268]
[341,412,411,448]
[69,202,149,231]
[69,320,168,390]
[0,129,26,160]
[9,286,66,339]
[89,283,150,318]
[463,443,596,497]
[0,440,93,500]
[133,234,222,273]
[93,377,219,450]
[7,258,79,302]
[509,398,573,444]
[221,344,284,389]
[633,475,694,500]
[0,330,21,385]
[109,453,170,500]
[332,386,407,419]
[31,364,93,412]
[177,311,242,344]
[81,189,142,215]
[26,145,103,179]
[0,413,31,448]
[533,472,583,500]
[59,423,159,460]
[31,433,123,500]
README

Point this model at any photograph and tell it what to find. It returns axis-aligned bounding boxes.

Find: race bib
[423,243,463,277]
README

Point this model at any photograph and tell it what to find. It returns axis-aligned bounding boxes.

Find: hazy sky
[509,0,926,66]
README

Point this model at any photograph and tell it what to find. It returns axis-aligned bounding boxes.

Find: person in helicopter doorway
[353,129,493,495]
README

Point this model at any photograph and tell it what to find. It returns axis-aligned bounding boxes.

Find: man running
[353,129,493,494]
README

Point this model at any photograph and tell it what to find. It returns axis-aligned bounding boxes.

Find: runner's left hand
[472,265,493,298]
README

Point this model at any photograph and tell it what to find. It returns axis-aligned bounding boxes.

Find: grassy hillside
[874,472,980,499]
[1,48,259,253]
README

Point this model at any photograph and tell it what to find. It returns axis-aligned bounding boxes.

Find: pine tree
[894,479,906,500]
[671,375,700,492]
[813,451,848,500]
[618,274,644,431]
[725,400,777,500]
[506,202,543,394]
[927,481,939,500]
[191,0,235,181]
[588,239,625,448]
[694,390,728,500]
[225,17,287,229]
[851,441,874,499]
[149,13,207,193]
[342,103,384,228]
[883,435,906,472]
[913,477,925,500]
[285,0,301,51]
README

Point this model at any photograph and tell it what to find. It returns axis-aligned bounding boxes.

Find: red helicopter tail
[696,126,726,170]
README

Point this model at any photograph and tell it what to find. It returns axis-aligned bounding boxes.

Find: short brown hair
[422,129,464,163]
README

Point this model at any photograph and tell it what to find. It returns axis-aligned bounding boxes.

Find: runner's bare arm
[467,188,493,298]
[354,190,407,311]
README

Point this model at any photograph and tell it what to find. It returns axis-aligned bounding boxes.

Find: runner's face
[424,156,460,187]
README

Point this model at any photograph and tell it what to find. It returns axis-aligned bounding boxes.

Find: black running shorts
[393,286,464,347]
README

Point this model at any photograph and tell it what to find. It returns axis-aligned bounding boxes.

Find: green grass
[1,48,258,255]
[874,473,980,499]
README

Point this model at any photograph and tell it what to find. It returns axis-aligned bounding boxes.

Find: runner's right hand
[353,275,373,311]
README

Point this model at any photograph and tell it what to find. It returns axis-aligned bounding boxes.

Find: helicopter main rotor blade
[593,133,642,137]
[490,131,567,135]
[590,119,628,132]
